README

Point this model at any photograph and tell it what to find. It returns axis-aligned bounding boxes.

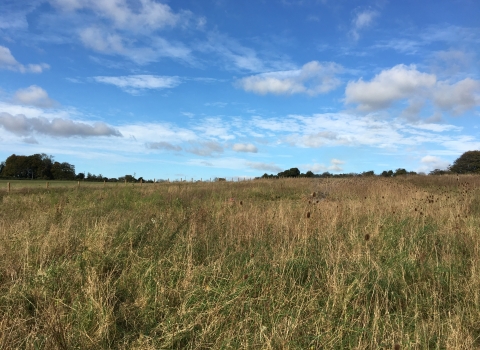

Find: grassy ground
[1,176,479,349]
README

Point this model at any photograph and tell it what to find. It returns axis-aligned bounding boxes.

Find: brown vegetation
[1,176,480,349]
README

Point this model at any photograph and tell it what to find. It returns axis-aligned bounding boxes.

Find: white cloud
[94,75,181,94]
[12,85,57,108]
[433,78,480,115]
[188,141,224,156]
[329,158,345,172]
[146,142,182,151]
[350,9,379,40]
[0,112,121,138]
[237,61,342,96]
[246,161,282,173]
[346,64,480,116]
[345,64,436,111]
[50,0,186,31]
[419,155,451,173]
[0,45,50,73]
[232,143,258,153]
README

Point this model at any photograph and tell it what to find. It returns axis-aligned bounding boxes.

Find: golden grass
[1,176,480,349]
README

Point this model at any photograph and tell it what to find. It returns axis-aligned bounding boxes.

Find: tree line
[1,151,479,182]
[0,154,152,182]
[257,151,480,179]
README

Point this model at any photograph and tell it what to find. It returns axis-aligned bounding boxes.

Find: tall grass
[1,176,479,349]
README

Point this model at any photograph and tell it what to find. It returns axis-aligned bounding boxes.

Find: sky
[1,0,479,180]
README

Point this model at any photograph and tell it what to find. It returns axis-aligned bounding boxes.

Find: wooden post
[46,182,49,189]
[77,181,80,189]
[140,179,143,186]
[7,182,10,193]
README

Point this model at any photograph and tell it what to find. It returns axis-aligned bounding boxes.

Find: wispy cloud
[188,141,224,156]
[232,143,258,153]
[237,61,343,96]
[246,161,282,173]
[146,142,182,151]
[93,75,181,94]
[0,45,50,73]
[350,9,379,40]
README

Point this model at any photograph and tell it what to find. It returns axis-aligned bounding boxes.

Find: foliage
[278,167,301,178]
[450,150,480,174]
[0,153,56,179]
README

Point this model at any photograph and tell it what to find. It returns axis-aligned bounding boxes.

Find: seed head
[364,233,370,241]
[394,344,401,350]
[306,212,311,218]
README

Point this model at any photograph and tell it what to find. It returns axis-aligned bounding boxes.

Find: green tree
[394,168,407,176]
[449,151,480,174]
[51,162,75,180]
[278,168,301,178]
[305,170,314,178]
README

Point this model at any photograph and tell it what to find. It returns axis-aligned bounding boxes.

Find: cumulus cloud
[329,158,345,172]
[0,45,50,73]
[237,61,342,96]
[94,75,181,94]
[246,161,282,173]
[345,64,480,116]
[350,9,379,40]
[146,141,182,151]
[12,85,57,108]
[232,143,258,153]
[419,155,450,173]
[188,141,224,156]
[345,64,436,111]
[433,78,480,115]
[0,113,121,138]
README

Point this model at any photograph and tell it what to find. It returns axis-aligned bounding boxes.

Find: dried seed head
[240,200,243,205]
[312,192,316,197]
[364,233,370,241]
[306,212,311,218]
[394,344,401,350]
[243,274,248,280]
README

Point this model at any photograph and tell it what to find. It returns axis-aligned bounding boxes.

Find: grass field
[1,176,479,349]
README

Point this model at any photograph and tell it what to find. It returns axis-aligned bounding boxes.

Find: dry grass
[1,176,480,349]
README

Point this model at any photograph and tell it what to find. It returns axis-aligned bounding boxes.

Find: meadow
[0,176,479,349]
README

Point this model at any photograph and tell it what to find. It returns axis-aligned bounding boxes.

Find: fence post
[77,181,80,189]
[46,182,49,189]
[7,182,10,193]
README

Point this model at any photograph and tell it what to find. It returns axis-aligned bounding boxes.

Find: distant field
[1,176,479,349]
[0,179,155,191]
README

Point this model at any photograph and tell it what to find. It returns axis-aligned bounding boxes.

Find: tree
[381,170,394,177]
[278,168,301,178]
[51,161,75,180]
[449,151,480,174]
[362,170,375,176]
[305,170,314,178]
[394,168,407,176]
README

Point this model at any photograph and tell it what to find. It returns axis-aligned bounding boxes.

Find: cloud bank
[0,113,121,138]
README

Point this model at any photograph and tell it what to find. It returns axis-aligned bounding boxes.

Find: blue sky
[1,0,479,180]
